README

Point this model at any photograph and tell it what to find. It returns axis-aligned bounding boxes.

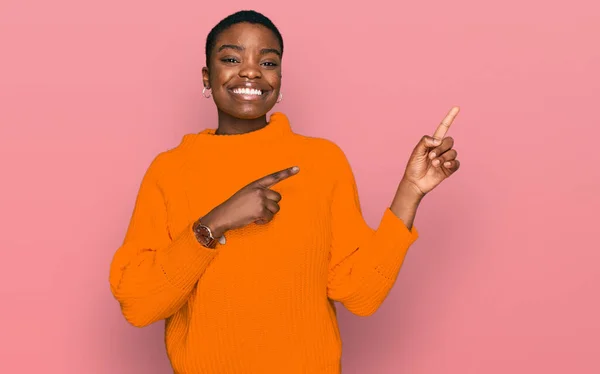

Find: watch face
[196,225,210,237]
[193,223,216,248]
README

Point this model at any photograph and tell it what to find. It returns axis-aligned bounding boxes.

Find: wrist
[394,179,424,205]
[198,212,227,239]
[390,179,423,228]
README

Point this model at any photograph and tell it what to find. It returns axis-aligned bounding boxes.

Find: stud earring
[202,87,211,98]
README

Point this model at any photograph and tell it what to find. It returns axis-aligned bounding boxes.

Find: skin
[202,22,282,134]
[197,22,460,241]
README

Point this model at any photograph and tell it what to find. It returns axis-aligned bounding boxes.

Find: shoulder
[142,133,196,183]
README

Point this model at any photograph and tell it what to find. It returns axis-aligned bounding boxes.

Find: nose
[239,59,261,79]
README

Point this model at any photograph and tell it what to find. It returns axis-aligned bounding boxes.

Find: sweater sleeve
[326,145,419,317]
[109,155,219,327]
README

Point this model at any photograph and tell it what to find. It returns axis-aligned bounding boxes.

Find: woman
[109,10,461,374]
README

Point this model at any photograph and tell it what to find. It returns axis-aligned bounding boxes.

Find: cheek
[266,72,282,90]
[209,68,234,88]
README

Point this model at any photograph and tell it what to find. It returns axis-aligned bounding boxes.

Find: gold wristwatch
[192,220,217,249]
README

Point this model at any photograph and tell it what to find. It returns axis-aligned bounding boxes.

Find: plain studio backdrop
[0,1,598,373]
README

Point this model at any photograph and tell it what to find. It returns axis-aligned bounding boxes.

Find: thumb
[413,135,442,157]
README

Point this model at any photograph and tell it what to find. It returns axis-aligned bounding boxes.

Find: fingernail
[429,152,436,159]
[291,166,299,173]
[444,161,451,167]
[432,159,440,166]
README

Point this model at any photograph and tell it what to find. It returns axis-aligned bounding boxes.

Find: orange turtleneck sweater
[109,112,419,373]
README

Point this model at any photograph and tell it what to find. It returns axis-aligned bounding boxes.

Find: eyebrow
[217,44,281,56]
[260,48,281,56]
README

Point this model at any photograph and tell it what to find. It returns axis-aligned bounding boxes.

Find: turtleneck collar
[194,112,292,146]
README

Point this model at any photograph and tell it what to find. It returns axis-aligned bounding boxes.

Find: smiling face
[203,22,282,120]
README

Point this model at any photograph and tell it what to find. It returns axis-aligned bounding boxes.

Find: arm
[109,155,219,327]
[326,146,419,317]
[327,106,462,317]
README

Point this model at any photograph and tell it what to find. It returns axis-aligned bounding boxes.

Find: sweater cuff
[371,208,419,280]
[380,207,419,244]
[155,223,219,291]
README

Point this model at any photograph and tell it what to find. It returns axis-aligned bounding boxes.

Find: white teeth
[232,87,262,96]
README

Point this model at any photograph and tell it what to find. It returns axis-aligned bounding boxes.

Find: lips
[228,85,269,101]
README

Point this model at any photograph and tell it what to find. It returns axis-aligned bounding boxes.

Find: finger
[414,135,443,156]
[433,106,460,140]
[264,199,280,215]
[255,207,274,225]
[442,159,460,173]
[254,166,300,188]
[263,189,282,202]
[431,149,457,167]
[428,137,455,160]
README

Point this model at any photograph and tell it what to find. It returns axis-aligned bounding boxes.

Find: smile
[229,87,267,100]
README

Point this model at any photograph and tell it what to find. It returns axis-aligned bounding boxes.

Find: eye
[221,57,239,64]
[261,61,279,68]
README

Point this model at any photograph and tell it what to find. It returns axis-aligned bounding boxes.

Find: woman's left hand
[401,106,461,197]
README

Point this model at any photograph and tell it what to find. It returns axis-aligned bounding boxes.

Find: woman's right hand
[199,166,300,237]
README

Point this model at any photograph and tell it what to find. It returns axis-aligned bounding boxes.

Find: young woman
[109,10,461,374]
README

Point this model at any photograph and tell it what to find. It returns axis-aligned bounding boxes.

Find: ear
[201,67,210,89]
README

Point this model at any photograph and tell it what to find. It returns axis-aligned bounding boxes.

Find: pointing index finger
[254,166,300,188]
[433,106,460,140]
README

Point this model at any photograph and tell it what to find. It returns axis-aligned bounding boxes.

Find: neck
[215,110,268,135]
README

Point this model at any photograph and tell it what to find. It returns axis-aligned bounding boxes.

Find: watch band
[193,220,217,249]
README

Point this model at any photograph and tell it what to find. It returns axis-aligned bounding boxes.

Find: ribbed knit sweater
[109,112,419,373]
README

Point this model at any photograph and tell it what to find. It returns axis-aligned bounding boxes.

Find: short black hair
[205,10,284,68]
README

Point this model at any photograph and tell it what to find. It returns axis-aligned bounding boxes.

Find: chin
[221,103,276,120]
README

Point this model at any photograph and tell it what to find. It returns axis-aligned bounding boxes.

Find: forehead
[215,23,281,51]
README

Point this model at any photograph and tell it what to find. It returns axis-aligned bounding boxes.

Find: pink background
[1,0,598,373]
